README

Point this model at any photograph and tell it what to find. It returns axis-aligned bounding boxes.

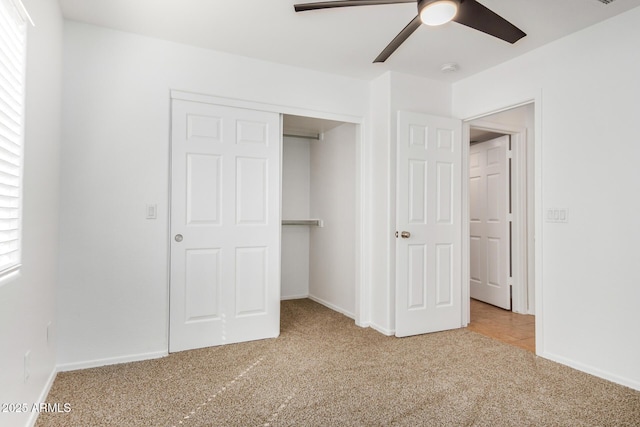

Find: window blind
[0,0,26,275]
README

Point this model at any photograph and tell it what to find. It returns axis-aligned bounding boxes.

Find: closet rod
[282,219,323,227]
[283,133,321,141]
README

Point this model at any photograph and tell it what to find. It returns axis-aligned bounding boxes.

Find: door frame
[168,90,368,331]
[460,99,543,355]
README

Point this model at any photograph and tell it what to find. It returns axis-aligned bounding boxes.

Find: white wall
[281,137,311,299]
[0,1,63,426]
[367,73,392,333]
[453,6,640,390]
[309,123,357,316]
[367,71,453,334]
[58,21,369,368]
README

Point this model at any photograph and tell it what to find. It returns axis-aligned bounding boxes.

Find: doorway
[465,103,536,351]
[281,114,358,319]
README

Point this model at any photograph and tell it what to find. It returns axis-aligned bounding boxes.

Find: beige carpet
[37,299,640,426]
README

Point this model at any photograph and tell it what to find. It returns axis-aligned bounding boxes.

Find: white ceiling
[59,0,640,82]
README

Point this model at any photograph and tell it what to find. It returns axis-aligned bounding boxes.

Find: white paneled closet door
[170,99,281,353]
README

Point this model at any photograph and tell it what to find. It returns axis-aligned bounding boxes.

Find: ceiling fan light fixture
[419,0,459,26]
[294,0,526,63]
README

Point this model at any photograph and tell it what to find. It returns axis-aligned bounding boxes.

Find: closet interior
[280,114,357,318]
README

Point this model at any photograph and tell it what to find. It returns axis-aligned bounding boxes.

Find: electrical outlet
[24,351,31,383]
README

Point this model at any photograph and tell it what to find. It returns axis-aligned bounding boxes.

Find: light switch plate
[546,208,568,223]
[146,204,157,219]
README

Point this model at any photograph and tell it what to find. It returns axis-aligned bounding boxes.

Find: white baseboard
[369,322,395,336]
[542,351,640,392]
[280,293,309,301]
[308,294,355,319]
[26,368,58,427]
[355,319,370,328]
[57,350,167,373]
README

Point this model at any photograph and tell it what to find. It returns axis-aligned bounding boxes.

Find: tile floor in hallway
[467,299,535,352]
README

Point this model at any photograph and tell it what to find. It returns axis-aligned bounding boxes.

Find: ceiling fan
[294,0,526,63]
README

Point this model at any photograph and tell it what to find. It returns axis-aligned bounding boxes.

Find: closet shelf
[282,219,323,227]
[283,133,321,140]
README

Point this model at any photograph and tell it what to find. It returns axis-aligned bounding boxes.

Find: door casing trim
[460,97,542,357]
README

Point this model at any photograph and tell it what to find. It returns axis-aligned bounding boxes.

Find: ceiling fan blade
[374,15,421,63]
[453,0,526,44]
[295,0,415,12]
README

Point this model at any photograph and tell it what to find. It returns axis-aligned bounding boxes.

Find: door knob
[174,234,183,242]
[401,231,410,239]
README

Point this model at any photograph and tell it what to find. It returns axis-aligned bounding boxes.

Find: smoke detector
[441,62,459,73]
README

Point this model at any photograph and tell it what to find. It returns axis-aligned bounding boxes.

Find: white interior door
[396,111,462,337]
[469,135,511,310]
[170,99,281,353]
